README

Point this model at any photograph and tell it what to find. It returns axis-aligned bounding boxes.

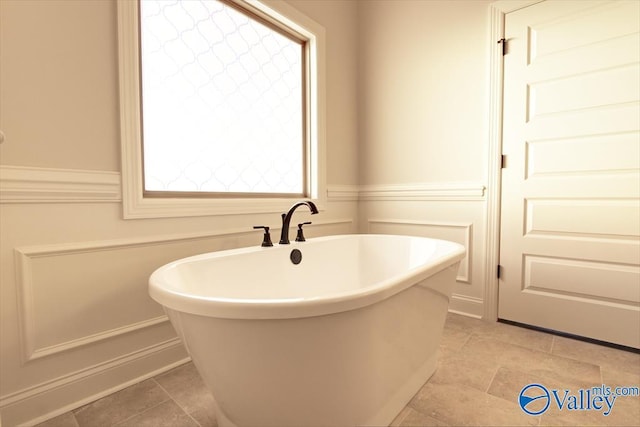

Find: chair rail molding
[359,182,486,202]
[326,184,360,201]
[0,165,121,203]
[0,165,360,208]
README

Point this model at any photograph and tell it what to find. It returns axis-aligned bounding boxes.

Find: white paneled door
[498,0,640,348]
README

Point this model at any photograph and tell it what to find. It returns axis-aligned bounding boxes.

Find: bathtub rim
[149,234,465,320]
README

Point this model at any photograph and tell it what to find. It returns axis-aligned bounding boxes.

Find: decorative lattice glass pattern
[140,0,305,195]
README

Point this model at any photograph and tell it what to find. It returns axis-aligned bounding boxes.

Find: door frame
[484,0,543,321]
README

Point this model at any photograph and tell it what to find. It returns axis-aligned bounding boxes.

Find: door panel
[498,0,640,348]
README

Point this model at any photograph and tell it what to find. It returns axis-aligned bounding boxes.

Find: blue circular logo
[519,383,550,416]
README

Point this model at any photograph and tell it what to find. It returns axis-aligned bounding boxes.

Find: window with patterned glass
[139,0,307,197]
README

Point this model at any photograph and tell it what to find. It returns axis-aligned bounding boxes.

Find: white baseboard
[449,294,484,318]
[0,339,188,427]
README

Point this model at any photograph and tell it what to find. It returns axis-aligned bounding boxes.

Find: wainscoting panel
[2,215,355,426]
[15,219,354,363]
[359,185,487,318]
[15,233,225,363]
[367,219,472,283]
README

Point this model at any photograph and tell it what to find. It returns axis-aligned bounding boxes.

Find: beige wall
[284,0,360,186]
[358,0,492,185]
[0,0,359,425]
[357,0,493,317]
[0,0,120,171]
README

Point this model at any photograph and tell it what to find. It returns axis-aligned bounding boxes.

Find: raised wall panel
[525,199,640,238]
[523,255,640,304]
[526,132,640,178]
[15,220,353,362]
[527,102,640,143]
[528,1,639,63]
[526,2,640,122]
[528,64,639,120]
[367,219,472,283]
[15,233,243,361]
[528,30,640,81]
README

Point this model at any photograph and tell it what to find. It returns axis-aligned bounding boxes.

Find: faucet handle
[295,222,312,242]
[253,226,273,247]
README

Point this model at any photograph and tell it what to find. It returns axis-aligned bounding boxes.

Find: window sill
[122,194,326,219]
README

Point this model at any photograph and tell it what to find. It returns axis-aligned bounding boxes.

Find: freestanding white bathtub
[149,234,465,426]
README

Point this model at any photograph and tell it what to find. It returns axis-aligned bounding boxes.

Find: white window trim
[117,0,326,219]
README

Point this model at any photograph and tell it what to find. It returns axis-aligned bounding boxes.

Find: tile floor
[37,313,640,427]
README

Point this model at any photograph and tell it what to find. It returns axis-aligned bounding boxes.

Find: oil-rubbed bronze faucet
[279,201,318,244]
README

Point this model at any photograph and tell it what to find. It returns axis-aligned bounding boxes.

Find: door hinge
[501,154,506,168]
[497,264,502,279]
[497,38,507,55]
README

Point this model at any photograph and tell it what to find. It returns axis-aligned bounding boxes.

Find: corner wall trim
[0,166,121,204]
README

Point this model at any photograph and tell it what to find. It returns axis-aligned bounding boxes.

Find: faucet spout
[279,201,319,244]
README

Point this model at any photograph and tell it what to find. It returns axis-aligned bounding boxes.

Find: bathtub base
[362,351,439,425]
[167,264,458,427]
[214,352,438,427]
